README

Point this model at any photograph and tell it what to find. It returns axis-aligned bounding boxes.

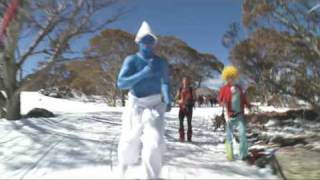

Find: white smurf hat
[135,21,158,43]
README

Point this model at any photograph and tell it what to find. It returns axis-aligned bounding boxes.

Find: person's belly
[131,77,162,98]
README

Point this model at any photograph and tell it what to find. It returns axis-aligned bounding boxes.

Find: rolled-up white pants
[118,93,166,179]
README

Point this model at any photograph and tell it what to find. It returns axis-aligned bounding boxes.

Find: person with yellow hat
[218,66,251,161]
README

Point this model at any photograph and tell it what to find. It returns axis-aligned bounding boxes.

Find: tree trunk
[111,83,117,107]
[2,14,23,120]
[19,67,23,82]
[3,55,21,120]
[0,90,6,118]
[6,91,20,120]
[112,88,117,107]
[0,47,5,119]
[112,95,116,107]
[198,77,202,88]
[121,91,125,107]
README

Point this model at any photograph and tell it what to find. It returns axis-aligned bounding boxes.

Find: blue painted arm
[117,56,151,90]
[161,61,171,105]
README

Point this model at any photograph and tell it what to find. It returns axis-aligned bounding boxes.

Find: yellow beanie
[221,66,239,81]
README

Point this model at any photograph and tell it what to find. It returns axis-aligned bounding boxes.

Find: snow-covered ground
[0,92,278,179]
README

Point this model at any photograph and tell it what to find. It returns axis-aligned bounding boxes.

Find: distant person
[117,21,171,179]
[218,66,251,161]
[203,96,207,107]
[213,95,218,105]
[197,95,204,107]
[205,95,210,107]
[176,76,195,142]
[209,95,214,107]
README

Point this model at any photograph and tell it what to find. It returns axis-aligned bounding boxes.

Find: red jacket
[0,0,20,42]
[178,87,194,108]
[218,83,250,117]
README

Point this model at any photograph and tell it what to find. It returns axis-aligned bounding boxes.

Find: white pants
[118,93,166,179]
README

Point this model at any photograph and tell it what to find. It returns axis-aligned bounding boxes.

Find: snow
[265,120,279,127]
[257,106,290,113]
[0,92,278,179]
[262,116,320,139]
[20,92,111,114]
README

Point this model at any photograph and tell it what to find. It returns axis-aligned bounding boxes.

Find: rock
[248,148,264,165]
[305,144,314,150]
[248,132,266,144]
[270,136,306,147]
[49,92,60,98]
[245,113,269,124]
[279,119,295,126]
[274,147,320,180]
[267,95,282,107]
[25,108,55,118]
[255,156,269,168]
[287,109,318,121]
[294,144,304,148]
[258,165,274,176]
[247,109,319,127]
[312,146,320,152]
[267,95,301,108]
[248,132,260,139]
[305,141,320,152]
[39,86,74,99]
[248,146,276,168]
[248,137,259,144]
[257,134,270,144]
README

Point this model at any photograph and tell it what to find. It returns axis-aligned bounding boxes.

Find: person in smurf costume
[116,21,171,179]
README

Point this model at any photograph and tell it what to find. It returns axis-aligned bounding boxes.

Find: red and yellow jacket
[218,83,250,118]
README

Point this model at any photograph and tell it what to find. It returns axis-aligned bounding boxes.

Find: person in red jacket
[176,76,195,142]
[218,66,251,161]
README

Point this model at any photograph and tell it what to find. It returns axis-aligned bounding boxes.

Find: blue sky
[23,0,244,88]
[107,0,244,89]
[107,0,243,64]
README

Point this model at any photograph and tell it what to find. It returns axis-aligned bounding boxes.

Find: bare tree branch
[17,15,61,68]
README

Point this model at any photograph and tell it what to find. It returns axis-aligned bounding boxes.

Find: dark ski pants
[178,105,193,141]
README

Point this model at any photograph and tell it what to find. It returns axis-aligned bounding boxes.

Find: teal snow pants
[225,116,248,160]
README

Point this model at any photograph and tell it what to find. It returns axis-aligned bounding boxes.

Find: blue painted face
[138,35,156,59]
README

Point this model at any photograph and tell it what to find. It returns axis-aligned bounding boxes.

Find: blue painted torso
[130,55,163,97]
[117,53,171,105]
